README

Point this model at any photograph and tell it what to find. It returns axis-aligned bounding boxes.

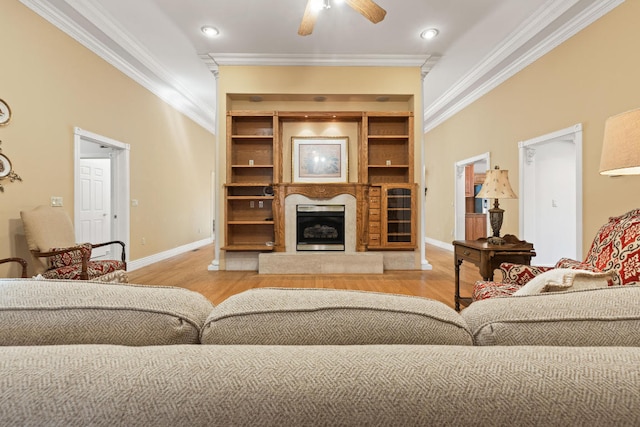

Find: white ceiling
[20,0,622,134]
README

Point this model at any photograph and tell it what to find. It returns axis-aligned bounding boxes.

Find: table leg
[454,258,463,312]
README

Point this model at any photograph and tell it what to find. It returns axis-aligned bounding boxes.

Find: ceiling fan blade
[298,0,320,36]
[345,0,386,24]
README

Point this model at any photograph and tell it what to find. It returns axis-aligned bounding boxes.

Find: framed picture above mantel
[292,136,348,183]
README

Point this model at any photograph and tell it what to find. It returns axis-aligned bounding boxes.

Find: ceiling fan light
[310,0,325,12]
[201,26,219,38]
[420,28,439,40]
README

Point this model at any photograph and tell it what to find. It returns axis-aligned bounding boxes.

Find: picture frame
[292,136,348,183]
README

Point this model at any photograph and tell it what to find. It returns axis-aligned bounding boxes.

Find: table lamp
[600,107,640,175]
[476,166,517,245]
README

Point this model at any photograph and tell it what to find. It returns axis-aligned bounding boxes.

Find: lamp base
[488,199,505,243]
[486,236,505,245]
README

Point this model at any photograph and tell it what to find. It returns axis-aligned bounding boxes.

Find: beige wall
[216,65,423,265]
[0,1,215,276]
[424,0,640,256]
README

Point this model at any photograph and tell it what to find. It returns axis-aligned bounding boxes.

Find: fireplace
[296,204,345,251]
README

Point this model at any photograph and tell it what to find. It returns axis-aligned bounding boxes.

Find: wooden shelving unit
[224,110,417,256]
[367,184,416,249]
[224,112,279,251]
[362,113,415,250]
[361,112,413,185]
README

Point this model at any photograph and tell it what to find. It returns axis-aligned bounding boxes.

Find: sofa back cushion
[0,279,214,346]
[462,285,640,346]
[201,288,472,346]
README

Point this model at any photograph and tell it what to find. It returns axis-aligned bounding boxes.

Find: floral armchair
[473,208,640,301]
[20,205,127,282]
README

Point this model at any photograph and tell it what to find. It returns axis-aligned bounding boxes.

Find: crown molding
[423,0,624,133]
[204,53,432,68]
[19,0,216,135]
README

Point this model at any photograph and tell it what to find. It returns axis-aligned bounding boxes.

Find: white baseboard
[425,237,454,252]
[127,238,213,271]
[421,260,433,270]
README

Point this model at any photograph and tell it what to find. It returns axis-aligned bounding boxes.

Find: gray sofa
[1,279,639,426]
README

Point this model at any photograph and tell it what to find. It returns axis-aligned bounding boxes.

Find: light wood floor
[127,244,483,310]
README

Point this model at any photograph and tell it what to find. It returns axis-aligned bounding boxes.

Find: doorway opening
[74,127,130,262]
[454,153,490,241]
[519,124,582,265]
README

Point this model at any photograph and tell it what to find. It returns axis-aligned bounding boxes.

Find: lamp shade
[600,108,640,175]
[476,166,517,199]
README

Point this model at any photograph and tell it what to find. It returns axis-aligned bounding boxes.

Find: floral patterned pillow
[49,243,92,269]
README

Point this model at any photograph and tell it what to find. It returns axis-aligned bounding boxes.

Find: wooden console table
[453,235,535,311]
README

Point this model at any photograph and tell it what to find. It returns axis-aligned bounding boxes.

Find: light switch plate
[51,196,63,207]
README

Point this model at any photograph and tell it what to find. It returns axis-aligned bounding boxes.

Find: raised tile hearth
[258,252,383,274]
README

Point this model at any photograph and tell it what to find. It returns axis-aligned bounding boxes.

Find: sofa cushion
[499,262,554,286]
[472,280,522,301]
[201,288,473,345]
[512,269,614,296]
[462,285,640,346]
[41,260,126,281]
[2,345,640,426]
[49,243,92,269]
[0,279,214,346]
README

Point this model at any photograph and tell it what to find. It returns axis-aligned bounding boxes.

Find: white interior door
[78,158,111,258]
[519,125,582,265]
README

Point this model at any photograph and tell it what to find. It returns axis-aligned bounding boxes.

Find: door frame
[454,152,490,240]
[74,127,130,261]
[518,123,583,262]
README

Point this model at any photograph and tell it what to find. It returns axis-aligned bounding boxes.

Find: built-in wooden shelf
[225,110,416,256]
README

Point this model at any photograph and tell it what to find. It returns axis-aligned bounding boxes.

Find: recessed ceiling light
[313,96,327,102]
[311,0,330,12]
[376,96,390,102]
[420,28,439,40]
[201,26,219,38]
[249,96,263,103]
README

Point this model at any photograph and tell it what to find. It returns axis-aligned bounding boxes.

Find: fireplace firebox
[296,204,345,251]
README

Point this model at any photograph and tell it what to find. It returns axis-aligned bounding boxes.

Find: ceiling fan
[298,0,387,36]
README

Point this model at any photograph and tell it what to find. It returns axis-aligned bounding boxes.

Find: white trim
[420,260,433,270]
[425,237,454,252]
[75,127,130,151]
[517,124,582,148]
[128,238,214,271]
[74,127,130,262]
[424,0,624,132]
[419,70,431,271]
[210,67,221,272]
[19,0,216,135]
[455,152,491,168]
[204,53,433,68]
[518,123,583,261]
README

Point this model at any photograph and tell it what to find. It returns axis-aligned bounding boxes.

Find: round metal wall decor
[0,99,11,126]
